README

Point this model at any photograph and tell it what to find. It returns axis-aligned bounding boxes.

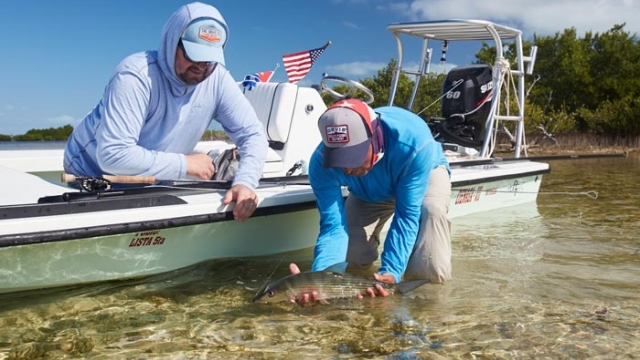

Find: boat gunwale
[0,199,319,248]
[451,167,549,188]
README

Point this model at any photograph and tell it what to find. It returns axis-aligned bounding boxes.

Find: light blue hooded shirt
[309,106,451,283]
[64,2,268,188]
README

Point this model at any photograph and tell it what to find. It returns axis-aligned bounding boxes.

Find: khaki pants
[345,165,452,283]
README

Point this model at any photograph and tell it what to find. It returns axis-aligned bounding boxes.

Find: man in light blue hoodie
[64,2,268,221]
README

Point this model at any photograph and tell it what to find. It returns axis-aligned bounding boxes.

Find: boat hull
[449,160,548,218]
[0,206,320,294]
[0,150,549,295]
[450,172,544,218]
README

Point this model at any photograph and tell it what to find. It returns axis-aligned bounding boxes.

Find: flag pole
[266,63,279,82]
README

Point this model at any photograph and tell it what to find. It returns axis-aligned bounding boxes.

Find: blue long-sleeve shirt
[64,2,267,189]
[309,106,450,282]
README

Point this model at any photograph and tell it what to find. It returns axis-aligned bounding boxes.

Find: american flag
[282,42,330,84]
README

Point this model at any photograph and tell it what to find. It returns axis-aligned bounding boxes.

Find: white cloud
[332,0,370,4]
[426,63,459,74]
[325,60,459,80]
[392,60,460,74]
[0,104,14,118]
[325,61,389,77]
[394,0,640,37]
[47,115,75,126]
[342,20,362,30]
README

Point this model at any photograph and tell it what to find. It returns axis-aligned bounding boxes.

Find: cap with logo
[318,99,378,168]
[181,17,228,65]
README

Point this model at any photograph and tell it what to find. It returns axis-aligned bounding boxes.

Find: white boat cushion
[237,82,298,143]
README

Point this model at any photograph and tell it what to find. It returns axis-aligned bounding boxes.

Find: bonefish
[252,262,427,303]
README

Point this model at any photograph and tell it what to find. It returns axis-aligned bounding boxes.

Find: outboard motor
[437,64,493,149]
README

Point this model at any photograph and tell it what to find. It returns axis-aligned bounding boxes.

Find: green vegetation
[2,23,638,148]
[327,23,640,148]
[0,125,74,141]
[0,126,229,142]
[202,129,230,141]
[490,23,640,139]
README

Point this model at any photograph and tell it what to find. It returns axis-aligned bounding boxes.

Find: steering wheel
[320,76,374,104]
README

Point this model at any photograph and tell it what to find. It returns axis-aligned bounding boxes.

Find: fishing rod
[513,152,627,161]
[61,173,310,193]
[450,152,627,169]
[453,188,599,199]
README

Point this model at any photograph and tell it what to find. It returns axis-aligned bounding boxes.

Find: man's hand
[366,272,395,298]
[223,184,258,222]
[288,263,319,304]
[186,153,215,180]
[288,263,395,304]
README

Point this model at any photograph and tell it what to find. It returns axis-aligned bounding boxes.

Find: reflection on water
[1,153,639,359]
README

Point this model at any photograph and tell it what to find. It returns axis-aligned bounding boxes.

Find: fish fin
[319,299,331,305]
[395,279,428,295]
[324,262,349,274]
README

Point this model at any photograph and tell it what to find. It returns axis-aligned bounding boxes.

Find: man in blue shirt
[291,99,452,300]
[64,3,267,222]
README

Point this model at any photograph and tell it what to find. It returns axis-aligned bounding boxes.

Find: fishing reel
[61,174,113,192]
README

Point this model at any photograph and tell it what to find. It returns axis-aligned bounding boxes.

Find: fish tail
[395,279,428,294]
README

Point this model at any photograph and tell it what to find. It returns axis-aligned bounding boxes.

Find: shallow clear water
[0,153,638,359]
[0,141,66,150]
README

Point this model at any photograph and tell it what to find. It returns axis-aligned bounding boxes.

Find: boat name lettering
[455,186,487,205]
[474,186,483,201]
[134,230,160,236]
[484,187,497,196]
[129,236,166,247]
[508,180,522,196]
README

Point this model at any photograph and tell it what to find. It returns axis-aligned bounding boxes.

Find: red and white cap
[318,99,377,168]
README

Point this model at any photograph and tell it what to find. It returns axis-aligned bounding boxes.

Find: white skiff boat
[0,19,549,294]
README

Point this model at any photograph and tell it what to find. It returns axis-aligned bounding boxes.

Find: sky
[0,0,638,135]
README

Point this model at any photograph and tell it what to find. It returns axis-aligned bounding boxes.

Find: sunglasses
[178,40,214,66]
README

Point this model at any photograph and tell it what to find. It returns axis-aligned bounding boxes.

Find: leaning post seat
[239,82,298,149]
[236,81,326,177]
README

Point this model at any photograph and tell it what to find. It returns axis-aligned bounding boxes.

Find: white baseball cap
[181,17,228,65]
